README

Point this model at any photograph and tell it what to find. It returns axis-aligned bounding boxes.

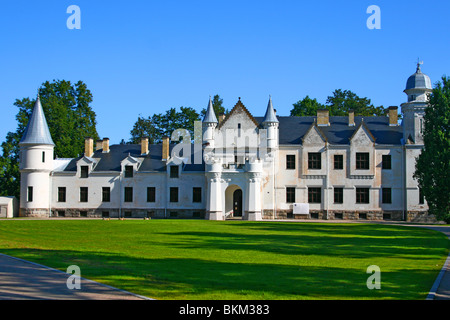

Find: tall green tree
[290,95,325,116]
[414,76,450,223]
[0,80,99,199]
[130,106,201,144]
[326,89,385,116]
[290,89,385,117]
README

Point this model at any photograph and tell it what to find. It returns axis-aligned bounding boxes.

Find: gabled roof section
[349,120,376,143]
[301,121,328,144]
[218,98,260,129]
[19,96,55,146]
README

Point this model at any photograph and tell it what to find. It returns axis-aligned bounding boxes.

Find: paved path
[0,253,151,300]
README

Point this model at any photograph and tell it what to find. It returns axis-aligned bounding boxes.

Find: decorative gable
[218,98,259,130]
[350,122,376,146]
[302,122,327,146]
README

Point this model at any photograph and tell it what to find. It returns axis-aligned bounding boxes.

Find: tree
[326,89,385,116]
[414,76,450,223]
[290,95,325,116]
[0,80,99,199]
[200,94,228,118]
[290,89,385,117]
[130,106,201,144]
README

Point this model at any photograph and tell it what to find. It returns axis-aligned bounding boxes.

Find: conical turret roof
[19,96,55,146]
[262,96,279,123]
[202,96,218,124]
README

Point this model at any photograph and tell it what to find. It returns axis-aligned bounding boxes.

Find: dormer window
[80,166,89,178]
[125,165,134,178]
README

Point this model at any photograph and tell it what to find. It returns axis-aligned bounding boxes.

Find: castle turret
[401,62,433,145]
[262,96,279,149]
[202,97,218,149]
[19,96,54,217]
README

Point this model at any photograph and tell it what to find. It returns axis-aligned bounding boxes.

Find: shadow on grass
[155,222,449,261]
[0,247,441,300]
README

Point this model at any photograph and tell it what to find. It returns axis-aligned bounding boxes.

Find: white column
[206,173,223,220]
[246,173,262,221]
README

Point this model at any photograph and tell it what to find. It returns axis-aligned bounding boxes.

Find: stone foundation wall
[20,208,50,218]
[51,208,206,219]
[263,209,405,221]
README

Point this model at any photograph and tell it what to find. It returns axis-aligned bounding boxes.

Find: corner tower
[19,96,55,217]
[401,62,433,145]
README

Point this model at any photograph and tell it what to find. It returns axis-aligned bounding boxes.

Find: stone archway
[225,185,243,219]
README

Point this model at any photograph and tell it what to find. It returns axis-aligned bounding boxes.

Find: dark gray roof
[20,96,55,146]
[255,115,403,145]
[406,65,432,90]
[61,115,402,173]
[63,143,205,173]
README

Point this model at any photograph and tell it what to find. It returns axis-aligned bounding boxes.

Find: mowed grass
[0,219,448,300]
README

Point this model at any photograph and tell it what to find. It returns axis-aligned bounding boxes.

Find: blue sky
[0,0,449,144]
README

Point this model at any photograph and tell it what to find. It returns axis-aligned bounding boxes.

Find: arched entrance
[233,189,243,217]
[225,185,243,219]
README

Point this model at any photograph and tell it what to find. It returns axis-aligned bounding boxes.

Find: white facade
[19,65,433,221]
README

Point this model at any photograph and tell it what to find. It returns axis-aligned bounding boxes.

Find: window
[308,153,321,170]
[147,187,156,202]
[102,211,109,218]
[286,155,296,170]
[80,187,88,202]
[124,211,132,218]
[238,123,241,137]
[356,188,370,204]
[42,151,45,163]
[27,186,33,202]
[102,187,110,202]
[80,211,88,217]
[170,187,179,203]
[80,166,89,178]
[193,187,202,203]
[334,188,343,204]
[125,165,133,178]
[382,188,392,204]
[419,188,425,204]
[308,188,321,203]
[170,166,179,178]
[334,155,343,170]
[58,187,66,202]
[382,155,391,170]
[286,187,296,203]
[124,187,133,202]
[356,153,369,170]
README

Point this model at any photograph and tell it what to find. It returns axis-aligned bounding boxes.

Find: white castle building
[18,64,433,221]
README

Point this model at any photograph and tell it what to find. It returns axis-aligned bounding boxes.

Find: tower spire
[19,95,55,146]
[202,96,218,124]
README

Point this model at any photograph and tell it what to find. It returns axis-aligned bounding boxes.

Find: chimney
[141,137,149,155]
[96,139,103,151]
[102,138,110,153]
[388,106,398,126]
[85,137,94,158]
[162,136,169,161]
[317,109,329,126]
[218,113,226,125]
[348,110,355,126]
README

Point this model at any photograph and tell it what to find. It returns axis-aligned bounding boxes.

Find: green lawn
[0,220,448,300]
